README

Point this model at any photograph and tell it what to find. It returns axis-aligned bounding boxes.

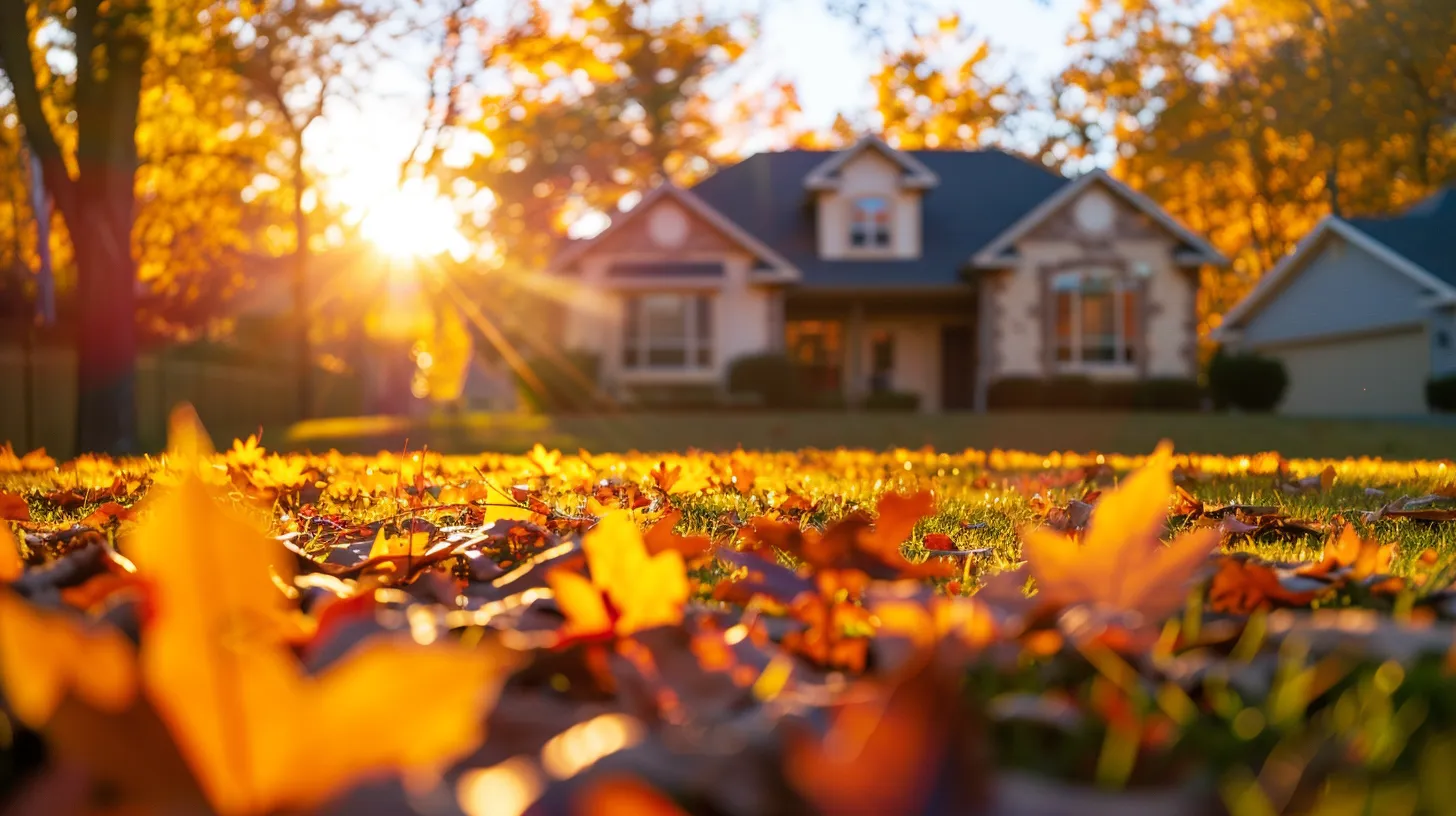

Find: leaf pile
[5,417,1456,814]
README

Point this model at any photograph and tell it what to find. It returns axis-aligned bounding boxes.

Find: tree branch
[0,0,75,211]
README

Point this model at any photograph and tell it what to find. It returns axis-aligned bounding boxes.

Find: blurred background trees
[0,0,1453,449]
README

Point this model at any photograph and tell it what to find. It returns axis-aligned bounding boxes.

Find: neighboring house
[550,137,1226,411]
[1214,188,1456,416]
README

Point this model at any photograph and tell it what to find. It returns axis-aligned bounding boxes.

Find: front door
[941,324,976,411]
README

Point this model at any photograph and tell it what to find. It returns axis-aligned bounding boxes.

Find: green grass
[286,410,1456,459]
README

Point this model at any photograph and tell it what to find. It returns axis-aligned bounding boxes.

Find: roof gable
[549,183,799,280]
[1215,216,1456,341]
[689,149,1069,289]
[970,170,1227,268]
[1345,186,1456,288]
[802,136,940,192]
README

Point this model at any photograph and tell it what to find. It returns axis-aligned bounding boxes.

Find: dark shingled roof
[688,149,1069,290]
[1347,188,1456,287]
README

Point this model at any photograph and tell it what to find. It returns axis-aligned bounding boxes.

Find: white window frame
[1051,269,1138,372]
[622,293,714,372]
[850,197,893,249]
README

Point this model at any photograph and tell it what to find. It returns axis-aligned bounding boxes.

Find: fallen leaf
[0,591,140,727]
[1020,441,1219,624]
[0,491,31,521]
[1208,557,1330,614]
[643,510,712,559]
[548,511,689,640]
[131,474,514,815]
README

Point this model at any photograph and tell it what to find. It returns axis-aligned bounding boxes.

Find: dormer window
[850,197,891,248]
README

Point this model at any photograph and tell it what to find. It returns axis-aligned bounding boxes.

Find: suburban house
[550,137,1227,411]
[1215,187,1456,416]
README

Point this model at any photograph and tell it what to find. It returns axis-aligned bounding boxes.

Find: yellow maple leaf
[127,472,515,815]
[0,590,140,728]
[0,523,21,582]
[368,528,433,560]
[547,511,689,639]
[1020,441,1218,623]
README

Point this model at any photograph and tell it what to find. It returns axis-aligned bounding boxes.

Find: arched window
[1051,270,1139,367]
[850,197,892,248]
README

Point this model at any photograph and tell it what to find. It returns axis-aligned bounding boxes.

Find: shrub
[1428,375,1456,412]
[864,390,920,412]
[988,376,1204,411]
[987,377,1047,410]
[1134,378,1203,411]
[1044,376,1098,408]
[1208,349,1288,413]
[727,353,808,409]
[626,384,723,410]
[516,351,602,413]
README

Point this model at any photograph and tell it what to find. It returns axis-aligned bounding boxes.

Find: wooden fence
[0,344,364,456]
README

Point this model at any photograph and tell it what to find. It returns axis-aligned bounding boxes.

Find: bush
[1135,378,1203,411]
[626,384,723,410]
[727,353,808,409]
[1208,349,1288,413]
[987,377,1047,410]
[864,390,920,412]
[988,376,1204,411]
[1044,376,1098,408]
[1428,375,1456,412]
[516,351,602,413]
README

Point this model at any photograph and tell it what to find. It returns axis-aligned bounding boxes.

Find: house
[550,137,1227,411]
[1214,188,1456,416]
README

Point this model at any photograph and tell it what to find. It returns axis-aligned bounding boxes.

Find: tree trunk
[73,183,140,453]
[292,147,312,420]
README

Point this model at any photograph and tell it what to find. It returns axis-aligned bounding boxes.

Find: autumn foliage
[5,412,1456,812]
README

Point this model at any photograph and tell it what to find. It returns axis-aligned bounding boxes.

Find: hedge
[987,376,1202,411]
[1208,349,1288,413]
[1429,375,1456,412]
[864,390,921,412]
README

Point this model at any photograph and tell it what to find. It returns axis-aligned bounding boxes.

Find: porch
[783,291,979,411]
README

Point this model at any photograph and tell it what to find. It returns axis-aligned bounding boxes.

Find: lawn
[5,421,1456,814]
[285,410,1456,459]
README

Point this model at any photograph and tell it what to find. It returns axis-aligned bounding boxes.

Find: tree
[1038,0,1456,336]
[453,0,758,268]
[871,16,1022,150]
[231,0,382,419]
[0,0,152,451]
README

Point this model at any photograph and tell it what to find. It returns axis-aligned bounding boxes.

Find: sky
[315,0,1085,241]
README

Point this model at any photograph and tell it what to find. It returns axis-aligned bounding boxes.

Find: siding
[1264,329,1430,416]
[1239,236,1431,347]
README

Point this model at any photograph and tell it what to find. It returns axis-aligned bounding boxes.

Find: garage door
[1262,329,1429,416]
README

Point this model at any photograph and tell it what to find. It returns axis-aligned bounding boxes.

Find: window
[850,197,891,248]
[786,320,843,393]
[622,293,713,370]
[869,330,894,393]
[1051,271,1139,366]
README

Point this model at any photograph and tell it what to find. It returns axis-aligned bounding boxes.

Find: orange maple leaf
[1020,441,1218,623]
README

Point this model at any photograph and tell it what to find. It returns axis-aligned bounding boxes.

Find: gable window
[622,293,713,370]
[850,197,892,248]
[1051,270,1139,367]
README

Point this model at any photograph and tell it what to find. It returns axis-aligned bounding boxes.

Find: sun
[359,182,472,261]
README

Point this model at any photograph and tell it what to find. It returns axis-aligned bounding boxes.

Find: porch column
[845,300,866,406]
[768,289,786,352]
